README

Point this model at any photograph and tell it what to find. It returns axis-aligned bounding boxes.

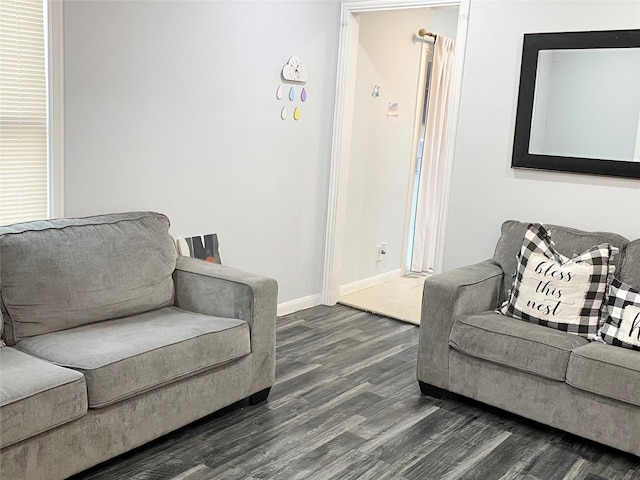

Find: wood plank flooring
[73,305,640,480]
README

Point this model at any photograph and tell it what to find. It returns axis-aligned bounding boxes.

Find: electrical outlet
[377,242,388,262]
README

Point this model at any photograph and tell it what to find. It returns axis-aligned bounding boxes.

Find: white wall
[62,0,640,307]
[63,1,340,306]
[444,0,640,271]
[341,7,458,285]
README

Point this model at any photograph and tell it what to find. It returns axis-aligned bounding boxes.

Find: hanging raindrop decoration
[278,56,309,120]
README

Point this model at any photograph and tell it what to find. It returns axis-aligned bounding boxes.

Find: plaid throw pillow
[498,223,617,339]
[597,279,640,350]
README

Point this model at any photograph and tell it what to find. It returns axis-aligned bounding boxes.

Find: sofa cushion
[619,238,640,291]
[0,348,87,448]
[449,311,588,381]
[598,278,640,351]
[16,307,250,408]
[0,212,177,344]
[493,220,629,302]
[566,342,640,407]
[498,224,616,340]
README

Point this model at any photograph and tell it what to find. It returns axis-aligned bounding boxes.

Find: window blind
[0,0,48,226]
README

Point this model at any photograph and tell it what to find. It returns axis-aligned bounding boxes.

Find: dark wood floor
[74,305,640,480]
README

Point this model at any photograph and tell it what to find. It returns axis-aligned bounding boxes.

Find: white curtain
[411,36,455,273]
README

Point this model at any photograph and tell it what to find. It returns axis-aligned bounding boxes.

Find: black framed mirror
[512,29,640,179]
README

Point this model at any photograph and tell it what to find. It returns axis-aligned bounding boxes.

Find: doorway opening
[322,0,470,314]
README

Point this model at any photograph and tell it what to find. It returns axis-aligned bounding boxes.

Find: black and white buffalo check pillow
[498,223,617,340]
[597,279,640,351]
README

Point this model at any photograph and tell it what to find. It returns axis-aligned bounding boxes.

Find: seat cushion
[566,342,640,407]
[16,307,250,408]
[0,348,87,448]
[0,211,177,344]
[449,311,588,381]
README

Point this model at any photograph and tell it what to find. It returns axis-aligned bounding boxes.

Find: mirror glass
[530,48,640,162]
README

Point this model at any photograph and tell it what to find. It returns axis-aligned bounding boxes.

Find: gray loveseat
[417,220,640,457]
[0,212,277,479]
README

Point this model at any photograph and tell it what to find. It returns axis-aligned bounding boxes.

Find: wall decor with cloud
[281,56,308,83]
[276,55,308,121]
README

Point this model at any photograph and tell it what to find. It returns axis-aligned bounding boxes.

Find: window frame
[48,0,64,218]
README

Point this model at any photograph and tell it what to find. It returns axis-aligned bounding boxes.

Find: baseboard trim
[277,294,322,317]
[340,269,403,297]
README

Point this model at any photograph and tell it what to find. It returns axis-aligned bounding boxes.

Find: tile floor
[338,274,429,325]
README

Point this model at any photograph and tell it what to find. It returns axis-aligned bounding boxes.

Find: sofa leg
[419,381,445,399]
[249,387,271,405]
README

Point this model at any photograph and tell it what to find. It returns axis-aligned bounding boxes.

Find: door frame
[321,0,470,305]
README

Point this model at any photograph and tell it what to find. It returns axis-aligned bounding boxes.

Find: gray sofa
[417,220,640,457]
[0,212,277,479]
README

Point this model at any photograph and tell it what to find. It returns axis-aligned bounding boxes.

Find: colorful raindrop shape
[276,85,283,100]
[289,87,295,101]
[293,106,300,121]
[301,88,307,102]
[281,106,287,120]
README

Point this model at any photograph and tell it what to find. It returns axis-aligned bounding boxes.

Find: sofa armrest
[173,256,278,395]
[417,259,504,390]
